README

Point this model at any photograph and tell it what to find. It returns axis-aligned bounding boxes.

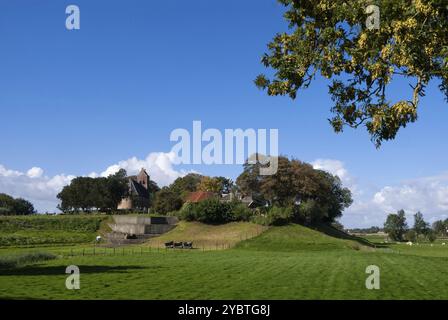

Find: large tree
[0,193,35,215]
[57,169,129,213]
[255,0,448,147]
[236,155,352,223]
[413,211,429,237]
[153,187,183,214]
[197,176,234,194]
[170,173,204,199]
[384,209,408,241]
[432,219,448,237]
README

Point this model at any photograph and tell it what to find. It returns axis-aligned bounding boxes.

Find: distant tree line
[348,227,382,234]
[384,210,438,242]
[0,193,35,215]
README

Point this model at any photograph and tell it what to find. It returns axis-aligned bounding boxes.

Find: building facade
[117,168,151,211]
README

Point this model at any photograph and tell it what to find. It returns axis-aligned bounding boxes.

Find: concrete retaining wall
[109,215,178,235]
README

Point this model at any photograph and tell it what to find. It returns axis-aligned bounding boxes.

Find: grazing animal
[442,243,446,246]
[406,241,413,246]
[96,235,102,242]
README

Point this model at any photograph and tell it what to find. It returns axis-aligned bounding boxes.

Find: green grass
[146,221,267,249]
[0,252,56,269]
[1,223,448,299]
[236,224,370,252]
[0,215,109,247]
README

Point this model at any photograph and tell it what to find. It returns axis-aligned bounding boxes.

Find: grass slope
[1,223,448,299]
[147,221,267,249]
[0,215,109,247]
[236,224,369,252]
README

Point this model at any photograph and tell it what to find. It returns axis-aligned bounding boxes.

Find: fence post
[82,249,85,256]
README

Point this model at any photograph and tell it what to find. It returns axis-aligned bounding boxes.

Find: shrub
[230,202,254,222]
[190,199,233,224]
[265,206,294,226]
[178,202,197,221]
[153,187,183,214]
[179,199,252,224]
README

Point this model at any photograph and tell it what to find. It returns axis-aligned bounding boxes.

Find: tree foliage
[236,155,352,223]
[179,199,254,224]
[57,169,129,213]
[255,0,448,147]
[153,187,183,214]
[432,219,448,236]
[0,194,35,215]
[384,209,408,241]
[413,211,429,236]
[170,173,204,199]
[197,176,234,194]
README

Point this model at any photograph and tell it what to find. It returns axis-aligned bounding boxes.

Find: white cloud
[27,167,44,178]
[99,152,188,187]
[312,159,350,182]
[370,173,448,222]
[0,151,191,213]
[312,159,448,228]
[311,159,358,193]
[0,165,22,177]
[0,167,75,213]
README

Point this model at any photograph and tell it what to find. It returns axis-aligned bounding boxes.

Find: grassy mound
[0,215,109,247]
[147,221,267,249]
[236,224,369,252]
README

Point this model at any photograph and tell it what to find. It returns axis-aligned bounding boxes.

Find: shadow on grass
[0,264,152,276]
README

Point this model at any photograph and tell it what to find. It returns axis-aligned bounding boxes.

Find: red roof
[185,191,216,203]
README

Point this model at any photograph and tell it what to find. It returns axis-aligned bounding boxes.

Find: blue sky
[1,0,447,227]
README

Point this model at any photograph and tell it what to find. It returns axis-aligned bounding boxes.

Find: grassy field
[1,221,448,299]
[0,215,110,247]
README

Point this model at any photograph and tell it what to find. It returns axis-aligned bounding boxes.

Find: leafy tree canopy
[170,173,204,199]
[57,169,129,213]
[0,193,35,215]
[197,176,234,194]
[153,187,184,214]
[255,0,448,147]
[413,211,429,236]
[384,209,408,241]
[236,155,352,223]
